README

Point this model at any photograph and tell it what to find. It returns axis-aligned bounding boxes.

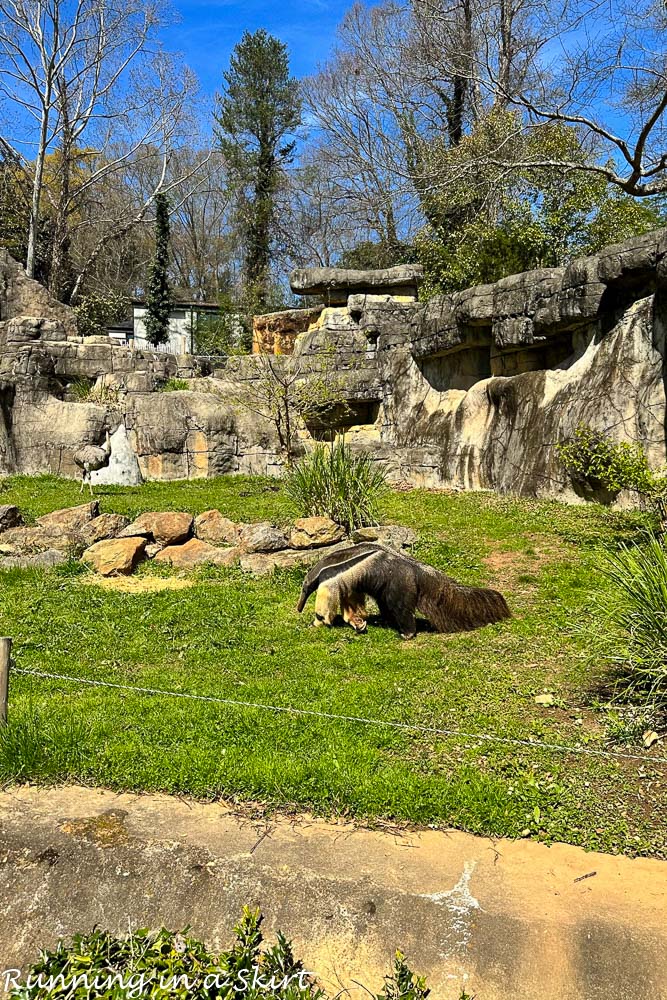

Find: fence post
[0,637,11,726]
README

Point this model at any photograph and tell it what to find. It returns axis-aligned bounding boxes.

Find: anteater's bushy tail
[417,568,510,633]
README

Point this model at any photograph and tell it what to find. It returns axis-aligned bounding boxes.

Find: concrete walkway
[0,785,665,998]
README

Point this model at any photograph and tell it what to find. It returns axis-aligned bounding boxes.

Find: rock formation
[252,306,323,355]
[1,229,666,501]
[291,263,423,304]
[0,500,415,577]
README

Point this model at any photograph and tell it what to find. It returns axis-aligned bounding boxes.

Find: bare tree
[222,346,351,464]
[274,152,364,270]
[166,148,237,300]
[302,0,539,244]
[304,5,419,249]
[418,0,667,196]
[0,0,201,295]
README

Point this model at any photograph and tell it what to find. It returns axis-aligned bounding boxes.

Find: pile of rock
[0,502,417,577]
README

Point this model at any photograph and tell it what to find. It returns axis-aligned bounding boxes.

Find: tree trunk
[26,109,50,279]
[245,134,275,310]
[49,81,74,302]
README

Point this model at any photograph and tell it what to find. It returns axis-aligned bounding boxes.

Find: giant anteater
[297,543,510,639]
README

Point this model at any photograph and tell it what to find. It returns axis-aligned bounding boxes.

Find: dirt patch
[483,533,570,587]
[79,575,194,594]
[483,550,521,581]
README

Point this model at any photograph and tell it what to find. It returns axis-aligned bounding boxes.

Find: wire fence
[11,665,667,768]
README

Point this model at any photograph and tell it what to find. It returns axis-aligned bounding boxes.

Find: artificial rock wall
[1,232,666,500]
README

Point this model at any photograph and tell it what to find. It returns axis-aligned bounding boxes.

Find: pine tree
[215,30,300,311]
[144,193,173,347]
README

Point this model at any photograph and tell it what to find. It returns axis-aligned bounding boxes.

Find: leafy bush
[284,439,388,532]
[195,293,251,356]
[338,240,415,271]
[376,951,430,999]
[413,111,664,298]
[599,535,667,704]
[557,425,663,497]
[10,909,431,999]
[74,293,130,339]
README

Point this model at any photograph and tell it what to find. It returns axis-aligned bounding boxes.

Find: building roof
[131,297,220,312]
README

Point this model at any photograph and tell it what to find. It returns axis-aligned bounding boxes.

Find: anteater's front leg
[342,590,368,633]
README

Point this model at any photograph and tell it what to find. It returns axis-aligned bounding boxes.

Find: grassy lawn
[0,474,665,857]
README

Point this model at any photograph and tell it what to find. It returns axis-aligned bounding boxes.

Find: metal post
[0,637,11,726]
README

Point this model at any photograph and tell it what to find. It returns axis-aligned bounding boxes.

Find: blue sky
[162,0,352,96]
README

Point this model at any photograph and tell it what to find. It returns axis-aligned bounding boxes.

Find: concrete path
[0,785,665,998]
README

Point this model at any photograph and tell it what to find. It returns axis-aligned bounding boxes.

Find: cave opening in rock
[306,400,381,438]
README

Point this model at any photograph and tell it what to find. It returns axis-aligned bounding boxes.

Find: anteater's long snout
[296,584,311,613]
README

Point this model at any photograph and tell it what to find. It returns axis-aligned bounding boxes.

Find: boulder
[154,538,240,569]
[238,522,289,553]
[79,513,130,547]
[120,511,193,546]
[36,501,99,533]
[82,536,147,576]
[239,549,322,576]
[194,510,240,546]
[5,316,67,343]
[289,516,346,549]
[352,525,418,549]
[1,525,84,555]
[0,548,67,570]
[0,505,23,533]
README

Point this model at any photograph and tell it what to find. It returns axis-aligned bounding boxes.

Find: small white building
[108,299,221,354]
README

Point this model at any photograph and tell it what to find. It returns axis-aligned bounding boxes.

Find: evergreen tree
[144,193,173,347]
[215,30,301,311]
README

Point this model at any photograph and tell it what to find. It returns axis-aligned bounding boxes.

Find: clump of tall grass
[283,439,388,532]
[159,377,191,392]
[599,534,667,705]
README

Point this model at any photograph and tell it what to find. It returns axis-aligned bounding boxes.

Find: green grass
[159,378,192,392]
[0,474,665,858]
[0,473,292,522]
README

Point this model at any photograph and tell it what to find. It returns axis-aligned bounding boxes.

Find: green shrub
[376,951,430,999]
[194,293,251,356]
[599,535,667,704]
[159,378,190,393]
[284,439,388,532]
[557,425,664,498]
[74,293,130,339]
[10,909,430,999]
